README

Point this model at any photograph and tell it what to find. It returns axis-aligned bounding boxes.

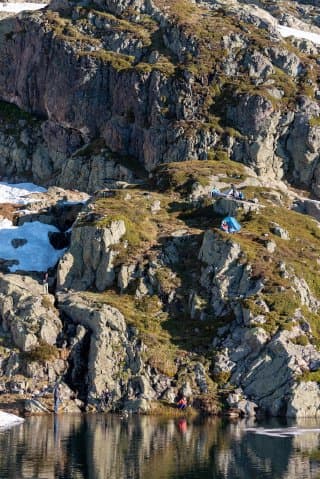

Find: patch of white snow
[0,220,65,272]
[0,2,46,13]
[278,25,320,45]
[0,182,46,205]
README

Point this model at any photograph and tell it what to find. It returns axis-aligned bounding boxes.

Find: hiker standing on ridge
[43,272,49,294]
[228,184,239,199]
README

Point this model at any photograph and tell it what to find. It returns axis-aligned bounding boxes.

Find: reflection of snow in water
[0,2,46,13]
[245,427,320,438]
[0,411,24,430]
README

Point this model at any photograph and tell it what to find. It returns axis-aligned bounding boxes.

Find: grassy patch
[309,116,320,128]
[84,290,179,376]
[156,158,246,195]
[290,334,309,346]
[298,370,320,383]
[79,50,134,70]
[41,295,57,312]
[226,199,320,338]
[76,7,157,47]
[0,101,35,123]
[83,189,160,258]
[155,267,182,295]
[148,400,199,417]
[23,342,59,364]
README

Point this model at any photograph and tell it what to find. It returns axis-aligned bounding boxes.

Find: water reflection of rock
[214,420,320,479]
[0,416,320,478]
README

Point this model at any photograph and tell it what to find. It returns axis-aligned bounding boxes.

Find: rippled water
[1,415,320,479]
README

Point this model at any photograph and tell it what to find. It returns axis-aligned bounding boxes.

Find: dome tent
[221,216,241,233]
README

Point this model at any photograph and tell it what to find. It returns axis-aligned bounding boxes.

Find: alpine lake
[1,414,320,478]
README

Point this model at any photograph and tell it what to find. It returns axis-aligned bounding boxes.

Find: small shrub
[291,334,309,346]
[41,296,56,311]
[212,371,230,385]
[147,349,178,377]
[23,342,59,364]
[309,117,320,128]
[298,370,320,383]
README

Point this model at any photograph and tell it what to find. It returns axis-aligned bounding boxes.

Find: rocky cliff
[1,0,320,417]
[0,0,320,193]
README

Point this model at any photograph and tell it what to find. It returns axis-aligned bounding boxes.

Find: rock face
[287,382,320,418]
[212,197,260,218]
[214,323,320,417]
[0,274,62,351]
[57,292,167,410]
[198,231,320,418]
[0,9,213,179]
[0,0,319,195]
[199,230,263,316]
[58,292,130,403]
[0,273,69,406]
[57,220,126,291]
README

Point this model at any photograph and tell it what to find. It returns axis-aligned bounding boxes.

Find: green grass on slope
[230,197,320,339]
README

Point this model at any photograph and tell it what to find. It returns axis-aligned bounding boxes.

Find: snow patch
[278,25,320,45]
[0,2,46,13]
[0,220,65,272]
[248,5,320,46]
[0,182,67,272]
[0,182,46,205]
[0,411,24,430]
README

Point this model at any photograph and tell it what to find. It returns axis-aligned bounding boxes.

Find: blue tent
[221,216,241,233]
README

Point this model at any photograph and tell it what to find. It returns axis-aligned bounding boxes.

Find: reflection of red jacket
[178,419,187,433]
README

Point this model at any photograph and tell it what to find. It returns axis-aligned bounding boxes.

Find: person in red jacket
[177,396,187,410]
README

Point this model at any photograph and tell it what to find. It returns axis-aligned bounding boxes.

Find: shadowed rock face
[0,10,213,176]
[0,2,320,192]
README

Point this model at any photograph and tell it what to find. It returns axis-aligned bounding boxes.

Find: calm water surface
[1,415,320,479]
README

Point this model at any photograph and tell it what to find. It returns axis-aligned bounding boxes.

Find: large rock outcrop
[198,230,320,417]
[57,219,126,291]
[199,230,263,316]
[0,274,62,351]
[58,292,170,410]
[0,1,319,195]
[214,320,320,417]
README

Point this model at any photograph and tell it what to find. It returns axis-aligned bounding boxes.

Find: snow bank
[0,220,65,272]
[278,25,320,45]
[248,5,320,46]
[0,411,24,430]
[0,2,46,13]
[0,182,66,272]
[0,182,46,205]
